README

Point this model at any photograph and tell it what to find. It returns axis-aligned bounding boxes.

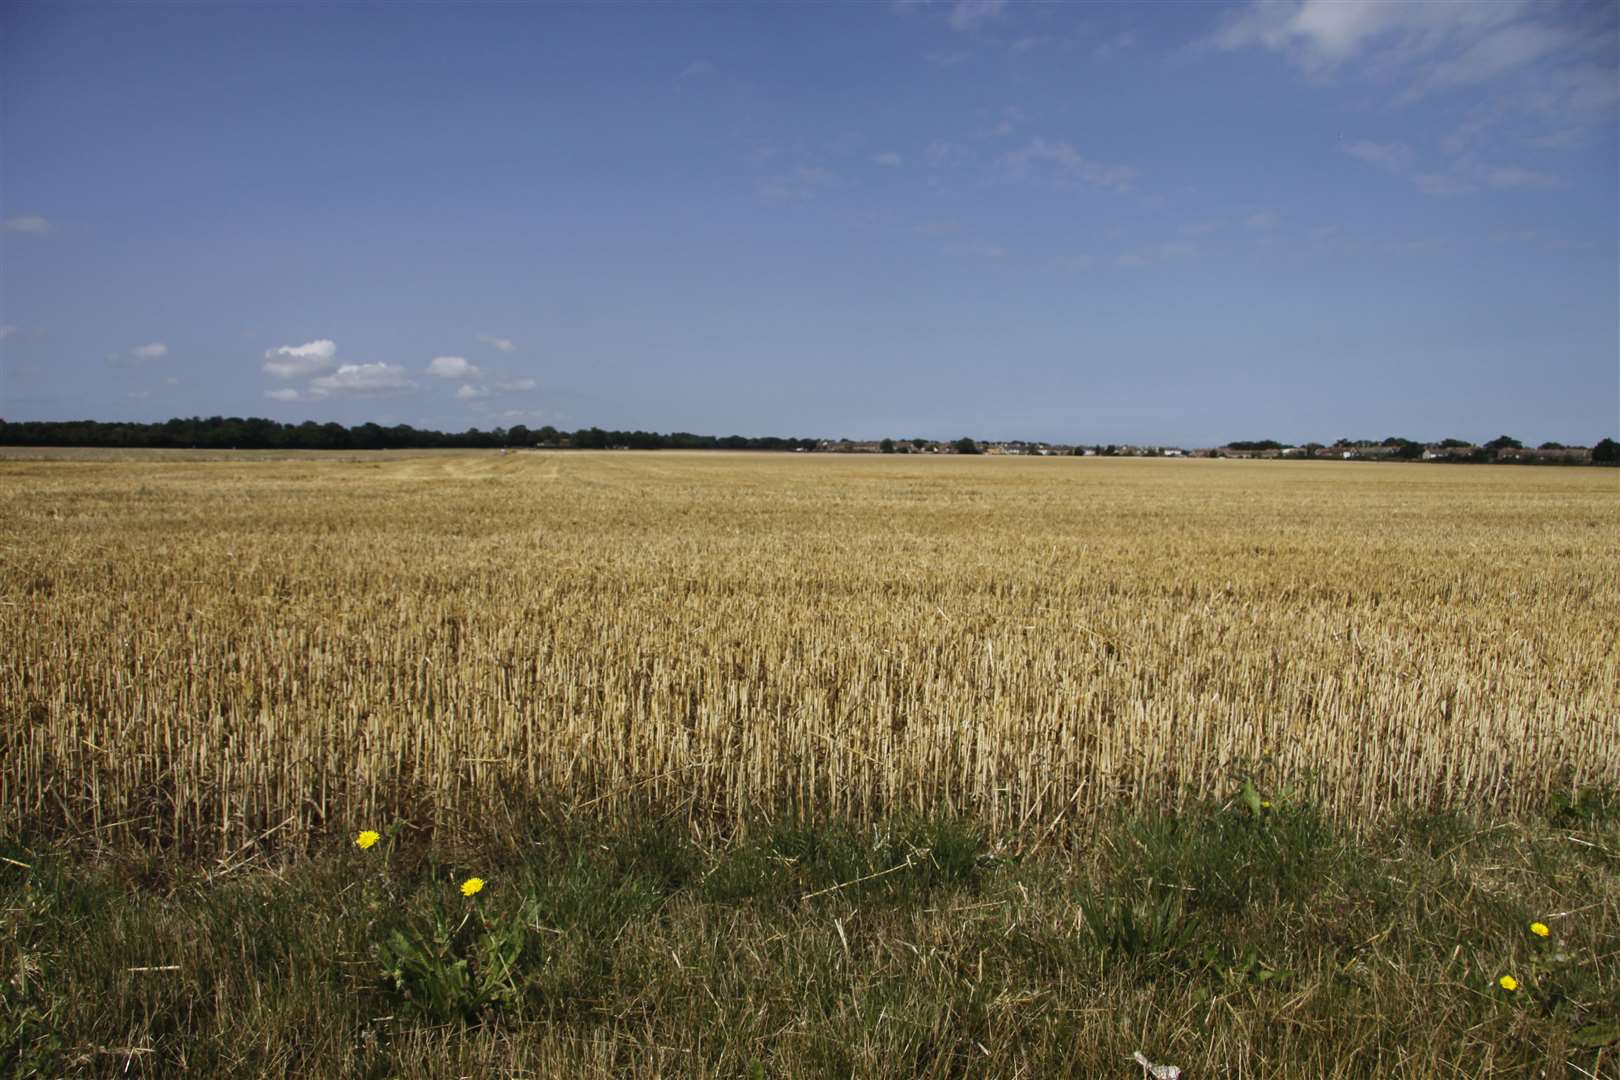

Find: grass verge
[4,792,1618,1078]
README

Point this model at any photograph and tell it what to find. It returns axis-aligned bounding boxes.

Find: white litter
[1132,1051,1182,1079]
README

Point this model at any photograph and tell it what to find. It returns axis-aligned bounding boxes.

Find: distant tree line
[0,417,819,453]
[2,417,1613,464]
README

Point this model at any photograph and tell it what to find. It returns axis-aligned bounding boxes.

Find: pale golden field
[2,450,1615,852]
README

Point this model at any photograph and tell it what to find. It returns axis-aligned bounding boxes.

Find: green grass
[4,794,1618,1078]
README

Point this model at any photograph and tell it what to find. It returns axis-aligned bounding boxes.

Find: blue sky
[2,0,1615,445]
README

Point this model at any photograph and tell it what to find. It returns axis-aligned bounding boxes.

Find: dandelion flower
[1529,921,1550,938]
[1260,800,1272,810]
[355,830,380,850]
[460,877,485,897]
[1498,975,1518,991]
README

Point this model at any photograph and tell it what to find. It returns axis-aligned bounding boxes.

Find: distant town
[810,435,1613,465]
[0,418,1614,465]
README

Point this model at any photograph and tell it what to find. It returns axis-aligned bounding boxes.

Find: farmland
[3,449,1618,1076]
[2,450,1615,850]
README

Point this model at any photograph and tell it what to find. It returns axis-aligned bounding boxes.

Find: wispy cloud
[1116,242,1195,269]
[426,355,481,379]
[925,140,968,168]
[494,376,537,392]
[308,362,415,399]
[1245,210,1280,230]
[0,324,19,340]
[679,59,715,80]
[454,383,490,400]
[1343,140,1413,174]
[1206,1,1532,78]
[1415,157,1564,196]
[263,339,337,378]
[1001,138,1136,193]
[0,215,50,234]
[476,334,515,352]
[1523,128,1584,150]
[130,342,169,361]
[948,0,1005,32]
[1093,31,1136,59]
[1483,164,1563,189]
[872,151,903,167]
[914,218,962,236]
[264,388,302,402]
[1415,172,1475,197]
[757,165,839,206]
[1205,0,1616,121]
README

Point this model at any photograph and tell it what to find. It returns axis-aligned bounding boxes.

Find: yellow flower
[460,877,485,897]
[1498,975,1518,991]
[1529,921,1550,938]
[355,830,380,850]
[1260,800,1272,809]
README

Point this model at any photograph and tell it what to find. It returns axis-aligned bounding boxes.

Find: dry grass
[2,451,1614,852]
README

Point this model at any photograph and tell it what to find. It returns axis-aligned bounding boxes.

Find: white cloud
[454,383,490,400]
[131,342,169,361]
[1245,210,1280,229]
[264,388,302,402]
[308,362,415,398]
[263,339,337,378]
[1207,0,1611,113]
[427,355,481,379]
[1208,1,1530,75]
[872,151,903,167]
[126,390,150,400]
[1001,138,1136,193]
[476,334,515,353]
[494,376,537,392]
[1343,140,1413,173]
[948,0,1005,32]
[679,59,715,79]
[914,218,962,236]
[0,215,50,234]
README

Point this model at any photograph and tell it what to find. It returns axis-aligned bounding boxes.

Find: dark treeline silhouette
[0,417,820,453]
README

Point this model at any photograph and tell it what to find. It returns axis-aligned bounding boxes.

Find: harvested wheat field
[2,450,1614,852]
